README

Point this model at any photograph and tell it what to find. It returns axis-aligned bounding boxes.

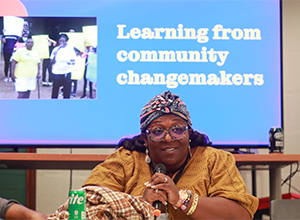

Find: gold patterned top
[83,146,259,219]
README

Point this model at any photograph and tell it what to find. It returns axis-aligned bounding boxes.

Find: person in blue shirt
[1,34,18,83]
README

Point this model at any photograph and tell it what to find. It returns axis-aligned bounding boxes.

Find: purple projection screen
[0,0,281,148]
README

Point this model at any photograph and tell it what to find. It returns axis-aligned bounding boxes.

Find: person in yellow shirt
[83,91,259,220]
[11,37,41,99]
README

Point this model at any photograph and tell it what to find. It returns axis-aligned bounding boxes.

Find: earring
[188,144,192,159]
[145,148,151,163]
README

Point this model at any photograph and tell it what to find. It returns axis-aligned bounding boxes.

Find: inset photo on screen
[0,16,97,100]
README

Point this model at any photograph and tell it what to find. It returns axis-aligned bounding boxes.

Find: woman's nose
[163,131,173,142]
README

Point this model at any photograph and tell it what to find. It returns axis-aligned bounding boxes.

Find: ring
[156,189,158,193]
[164,177,167,183]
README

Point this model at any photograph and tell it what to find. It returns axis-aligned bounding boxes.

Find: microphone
[153,164,166,217]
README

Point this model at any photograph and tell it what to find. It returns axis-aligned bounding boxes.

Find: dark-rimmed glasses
[145,125,188,142]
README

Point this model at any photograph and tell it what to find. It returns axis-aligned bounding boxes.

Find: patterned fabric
[140,91,192,132]
[47,186,154,220]
[83,146,259,219]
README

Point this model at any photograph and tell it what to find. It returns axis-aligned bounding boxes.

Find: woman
[1,33,18,83]
[50,34,76,99]
[42,37,56,87]
[11,37,41,99]
[83,91,258,219]
[81,46,96,99]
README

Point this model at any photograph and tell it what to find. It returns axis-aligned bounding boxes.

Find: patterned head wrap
[140,91,192,132]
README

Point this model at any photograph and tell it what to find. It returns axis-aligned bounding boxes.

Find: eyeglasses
[145,125,188,142]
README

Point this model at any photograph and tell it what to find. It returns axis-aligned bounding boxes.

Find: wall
[235,0,300,203]
[280,0,300,196]
[36,0,300,215]
[36,148,115,214]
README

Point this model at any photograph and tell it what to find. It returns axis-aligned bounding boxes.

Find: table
[0,153,108,169]
[234,153,300,201]
[1,152,300,201]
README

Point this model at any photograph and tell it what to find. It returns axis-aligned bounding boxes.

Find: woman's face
[26,38,34,50]
[142,114,190,169]
[59,36,67,47]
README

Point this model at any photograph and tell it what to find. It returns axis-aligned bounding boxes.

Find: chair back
[270,199,300,220]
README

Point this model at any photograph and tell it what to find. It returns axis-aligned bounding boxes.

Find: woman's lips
[162,147,177,154]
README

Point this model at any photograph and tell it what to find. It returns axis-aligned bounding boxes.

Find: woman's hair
[17,34,32,43]
[59,34,69,41]
[116,130,212,153]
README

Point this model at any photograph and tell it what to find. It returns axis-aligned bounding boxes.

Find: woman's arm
[50,54,56,64]
[47,37,56,46]
[147,148,258,219]
[11,60,18,82]
[50,48,58,64]
[147,173,251,220]
[37,62,41,79]
[183,195,251,220]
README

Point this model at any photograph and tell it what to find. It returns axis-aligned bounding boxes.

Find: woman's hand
[143,184,167,205]
[144,173,180,206]
[1,36,6,44]
[51,56,56,64]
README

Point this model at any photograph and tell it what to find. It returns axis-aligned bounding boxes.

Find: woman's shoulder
[108,147,144,160]
[197,145,232,154]
[113,146,133,155]
[194,146,235,162]
[100,147,146,174]
[12,47,25,55]
[51,46,60,52]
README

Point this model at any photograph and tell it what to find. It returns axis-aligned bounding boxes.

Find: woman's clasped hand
[144,173,177,206]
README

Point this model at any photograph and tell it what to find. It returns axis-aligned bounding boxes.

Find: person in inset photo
[1,32,18,83]
[81,46,97,99]
[69,28,78,98]
[14,20,32,52]
[22,20,30,36]
[11,36,41,99]
[14,32,29,51]
[42,37,56,87]
[50,34,76,99]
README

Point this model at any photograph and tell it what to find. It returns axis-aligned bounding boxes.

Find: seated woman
[83,91,258,219]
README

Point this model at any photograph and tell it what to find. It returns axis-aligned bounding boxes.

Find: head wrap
[140,91,192,132]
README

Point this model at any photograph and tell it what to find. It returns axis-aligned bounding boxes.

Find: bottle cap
[154,209,161,216]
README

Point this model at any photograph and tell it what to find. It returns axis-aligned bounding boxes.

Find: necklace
[149,153,190,185]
